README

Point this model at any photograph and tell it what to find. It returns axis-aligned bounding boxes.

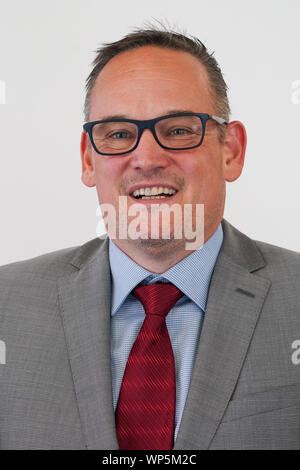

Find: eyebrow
[98,109,196,121]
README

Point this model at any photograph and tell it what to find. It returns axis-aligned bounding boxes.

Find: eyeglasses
[83,112,228,156]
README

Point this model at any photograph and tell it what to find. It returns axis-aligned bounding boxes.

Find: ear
[222,121,247,182]
[80,131,96,187]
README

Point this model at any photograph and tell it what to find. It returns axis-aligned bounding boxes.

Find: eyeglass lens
[91,115,203,154]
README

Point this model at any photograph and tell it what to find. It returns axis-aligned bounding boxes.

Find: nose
[129,128,170,171]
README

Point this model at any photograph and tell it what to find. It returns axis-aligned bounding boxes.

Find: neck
[110,222,220,273]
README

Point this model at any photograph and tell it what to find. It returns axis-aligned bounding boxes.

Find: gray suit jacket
[0,219,300,449]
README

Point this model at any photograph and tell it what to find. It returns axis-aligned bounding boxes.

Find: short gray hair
[84,22,230,140]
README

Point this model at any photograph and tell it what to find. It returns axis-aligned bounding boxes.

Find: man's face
[81,46,242,253]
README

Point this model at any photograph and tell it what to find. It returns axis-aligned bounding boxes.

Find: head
[84,28,231,139]
[80,26,246,264]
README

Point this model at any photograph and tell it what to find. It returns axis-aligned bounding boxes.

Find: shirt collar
[109,223,223,315]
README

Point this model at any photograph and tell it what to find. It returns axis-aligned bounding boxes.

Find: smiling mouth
[130,186,178,200]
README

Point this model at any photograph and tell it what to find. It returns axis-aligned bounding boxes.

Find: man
[0,27,300,450]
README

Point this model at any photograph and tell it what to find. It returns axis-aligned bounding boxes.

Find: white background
[0,0,299,265]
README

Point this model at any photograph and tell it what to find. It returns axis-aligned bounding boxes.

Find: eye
[170,128,192,135]
[108,131,131,139]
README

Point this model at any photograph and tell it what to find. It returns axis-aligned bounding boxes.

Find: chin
[130,236,185,252]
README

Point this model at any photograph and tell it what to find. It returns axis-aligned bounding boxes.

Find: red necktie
[115,283,183,450]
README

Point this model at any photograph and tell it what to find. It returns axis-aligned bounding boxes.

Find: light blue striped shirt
[109,223,223,441]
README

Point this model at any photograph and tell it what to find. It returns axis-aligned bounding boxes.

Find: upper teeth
[132,187,177,197]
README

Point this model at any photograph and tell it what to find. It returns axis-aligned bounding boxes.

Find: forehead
[89,46,215,120]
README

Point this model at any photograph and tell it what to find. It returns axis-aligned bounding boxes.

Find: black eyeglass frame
[83,112,228,156]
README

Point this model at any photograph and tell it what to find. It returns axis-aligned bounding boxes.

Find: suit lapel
[173,220,271,449]
[57,237,119,450]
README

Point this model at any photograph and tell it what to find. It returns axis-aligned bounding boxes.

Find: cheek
[93,157,123,202]
[182,150,224,200]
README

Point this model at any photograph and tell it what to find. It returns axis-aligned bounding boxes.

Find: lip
[130,196,177,204]
[128,182,179,196]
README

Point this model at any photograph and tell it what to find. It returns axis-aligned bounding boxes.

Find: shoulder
[0,245,79,283]
[221,219,300,303]
[250,239,300,317]
[221,219,300,275]
[254,238,300,279]
[0,236,107,281]
[0,237,107,306]
[0,245,79,320]
[0,237,108,331]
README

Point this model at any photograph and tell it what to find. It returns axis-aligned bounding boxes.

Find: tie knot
[132,283,183,318]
